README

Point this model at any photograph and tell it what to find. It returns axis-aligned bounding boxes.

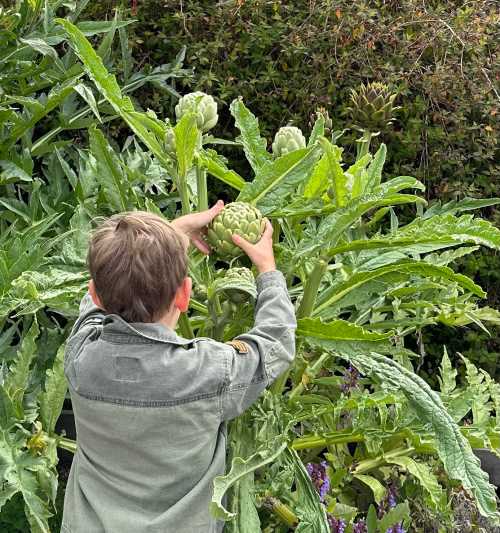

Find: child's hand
[232,220,276,274]
[172,200,224,254]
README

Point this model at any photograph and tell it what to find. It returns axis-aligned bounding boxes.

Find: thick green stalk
[58,436,77,453]
[178,312,194,338]
[263,497,298,528]
[292,430,410,451]
[196,165,208,212]
[296,259,328,319]
[356,130,373,160]
[288,352,331,401]
[177,171,191,215]
[353,446,415,475]
[272,261,327,396]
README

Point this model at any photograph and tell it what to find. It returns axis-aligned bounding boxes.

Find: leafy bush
[86,0,500,374]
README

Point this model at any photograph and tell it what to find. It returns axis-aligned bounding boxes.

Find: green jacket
[62,270,296,533]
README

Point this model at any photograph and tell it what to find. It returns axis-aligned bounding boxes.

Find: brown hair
[87,211,188,323]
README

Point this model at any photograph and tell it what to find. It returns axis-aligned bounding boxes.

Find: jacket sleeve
[221,270,296,421]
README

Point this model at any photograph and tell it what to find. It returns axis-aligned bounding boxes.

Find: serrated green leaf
[238,145,322,214]
[314,260,485,317]
[229,98,270,173]
[297,192,426,257]
[89,125,130,212]
[319,138,347,207]
[175,112,199,179]
[378,501,410,531]
[353,474,386,503]
[39,343,67,435]
[6,320,39,415]
[210,436,287,521]
[197,149,245,191]
[363,143,386,193]
[345,351,499,521]
[387,457,443,509]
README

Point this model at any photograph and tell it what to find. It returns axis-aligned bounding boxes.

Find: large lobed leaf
[229,99,270,174]
[238,145,323,214]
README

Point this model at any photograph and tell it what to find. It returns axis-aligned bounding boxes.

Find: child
[62,201,296,533]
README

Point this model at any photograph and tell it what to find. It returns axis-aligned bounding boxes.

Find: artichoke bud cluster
[348,82,399,133]
[207,202,265,258]
[175,91,218,132]
[272,126,306,157]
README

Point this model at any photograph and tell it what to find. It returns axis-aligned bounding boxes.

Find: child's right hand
[232,219,276,274]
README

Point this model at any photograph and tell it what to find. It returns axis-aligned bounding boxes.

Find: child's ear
[88,280,104,309]
[174,277,192,313]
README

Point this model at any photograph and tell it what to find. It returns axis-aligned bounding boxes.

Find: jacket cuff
[256,270,287,292]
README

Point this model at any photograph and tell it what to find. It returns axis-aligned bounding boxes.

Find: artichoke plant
[347,82,399,133]
[272,126,306,157]
[207,202,265,258]
[175,91,218,132]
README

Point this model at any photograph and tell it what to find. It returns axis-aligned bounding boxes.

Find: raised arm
[221,269,296,420]
[220,220,297,420]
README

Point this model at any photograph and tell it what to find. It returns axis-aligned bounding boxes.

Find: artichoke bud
[310,107,333,136]
[207,202,265,259]
[222,267,256,303]
[347,82,399,133]
[164,126,176,157]
[272,126,306,157]
[175,91,218,132]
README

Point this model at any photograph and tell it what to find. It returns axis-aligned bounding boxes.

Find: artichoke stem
[177,172,191,215]
[296,260,328,319]
[178,312,194,339]
[196,165,208,212]
[263,496,298,528]
[288,352,330,401]
[356,130,373,160]
[353,446,415,475]
[58,436,77,454]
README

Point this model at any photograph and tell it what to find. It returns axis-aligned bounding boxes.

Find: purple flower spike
[327,515,346,533]
[353,520,367,533]
[306,461,330,502]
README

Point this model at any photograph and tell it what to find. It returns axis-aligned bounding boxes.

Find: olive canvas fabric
[61,270,296,533]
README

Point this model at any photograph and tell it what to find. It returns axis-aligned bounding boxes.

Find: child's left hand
[171,200,224,254]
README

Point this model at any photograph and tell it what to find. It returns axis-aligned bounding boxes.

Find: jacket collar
[101,314,191,345]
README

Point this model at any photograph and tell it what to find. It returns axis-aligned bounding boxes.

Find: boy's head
[87,211,190,323]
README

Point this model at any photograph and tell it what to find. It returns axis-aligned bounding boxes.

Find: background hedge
[85,0,499,374]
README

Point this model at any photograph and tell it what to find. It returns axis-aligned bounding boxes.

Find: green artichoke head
[223,267,256,303]
[207,202,265,258]
[272,126,306,157]
[175,91,218,132]
[348,82,399,133]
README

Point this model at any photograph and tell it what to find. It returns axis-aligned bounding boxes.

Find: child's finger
[262,219,273,238]
[192,236,211,254]
[231,233,253,254]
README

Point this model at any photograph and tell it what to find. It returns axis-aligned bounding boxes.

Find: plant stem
[356,130,373,160]
[177,312,194,338]
[58,436,77,453]
[288,352,331,401]
[263,496,298,528]
[292,431,365,450]
[196,165,208,212]
[178,172,191,215]
[353,446,415,474]
[296,259,328,319]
